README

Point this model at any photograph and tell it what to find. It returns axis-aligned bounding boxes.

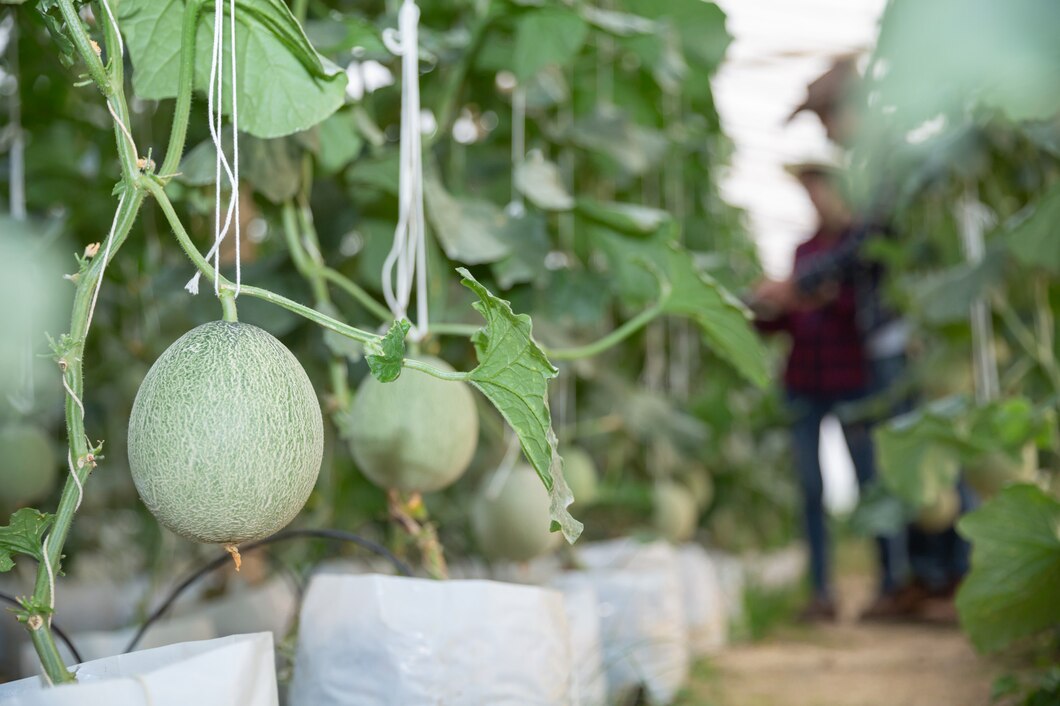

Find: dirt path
[690,575,1001,706]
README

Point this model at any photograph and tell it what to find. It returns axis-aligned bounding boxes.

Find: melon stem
[220,290,239,322]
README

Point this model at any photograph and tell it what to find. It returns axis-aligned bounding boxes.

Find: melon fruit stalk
[0,424,58,509]
[653,480,699,543]
[472,463,561,562]
[347,356,478,493]
[128,322,323,544]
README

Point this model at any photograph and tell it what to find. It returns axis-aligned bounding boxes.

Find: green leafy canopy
[457,269,582,544]
[118,0,346,138]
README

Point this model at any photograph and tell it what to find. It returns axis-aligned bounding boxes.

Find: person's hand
[754,278,797,310]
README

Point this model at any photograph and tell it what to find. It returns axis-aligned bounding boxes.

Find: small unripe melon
[682,468,715,510]
[472,464,560,562]
[965,443,1037,499]
[0,424,58,508]
[562,446,599,506]
[653,480,698,543]
[915,485,961,533]
[347,356,478,493]
[128,322,323,544]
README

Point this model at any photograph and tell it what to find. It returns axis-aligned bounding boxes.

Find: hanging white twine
[506,86,526,218]
[957,192,999,403]
[186,0,242,298]
[380,0,429,340]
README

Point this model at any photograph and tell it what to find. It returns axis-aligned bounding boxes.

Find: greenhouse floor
[680,567,1001,705]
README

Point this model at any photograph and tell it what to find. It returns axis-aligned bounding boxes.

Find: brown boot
[797,596,838,623]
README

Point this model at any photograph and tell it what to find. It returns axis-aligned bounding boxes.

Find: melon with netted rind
[127,321,323,544]
[562,446,599,506]
[653,480,698,543]
[347,356,478,493]
[0,424,58,508]
[472,463,561,562]
[681,467,715,510]
[964,443,1037,498]
[915,485,961,533]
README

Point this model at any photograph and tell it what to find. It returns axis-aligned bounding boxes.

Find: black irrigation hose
[124,527,412,653]
[0,591,84,665]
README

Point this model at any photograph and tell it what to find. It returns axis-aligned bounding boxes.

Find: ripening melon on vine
[346,356,478,493]
[964,443,1038,498]
[471,463,561,562]
[0,424,58,509]
[653,480,698,543]
[127,321,323,545]
[561,446,599,506]
[681,466,715,510]
[915,485,961,533]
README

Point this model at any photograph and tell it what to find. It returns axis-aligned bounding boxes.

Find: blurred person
[760,57,970,622]
[753,164,902,621]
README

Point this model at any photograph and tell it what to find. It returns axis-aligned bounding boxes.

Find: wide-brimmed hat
[787,55,859,122]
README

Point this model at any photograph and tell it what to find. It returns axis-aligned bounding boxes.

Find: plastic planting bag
[742,545,807,590]
[550,575,608,706]
[705,550,746,625]
[288,574,574,706]
[571,539,690,705]
[0,633,278,706]
[18,614,216,678]
[676,545,728,655]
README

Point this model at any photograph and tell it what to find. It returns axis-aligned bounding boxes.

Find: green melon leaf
[1006,180,1060,274]
[514,156,574,212]
[513,8,589,82]
[955,485,1060,652]
[457,269,582,544]
[576,198,671,235]
[0,509,54,573]
[425,175,512,265]
[661,244,770,389]
[119,0,346,138]
[366,319,410,383]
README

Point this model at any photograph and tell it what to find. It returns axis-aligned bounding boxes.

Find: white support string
[97,0,123,59]
[67,450,84,512]
[186,0,241,297]
[380,0,429,340]
[957,191,999,403]
[507,86,526,217]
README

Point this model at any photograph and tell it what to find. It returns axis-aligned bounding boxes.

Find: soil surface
[686,574,1002,706]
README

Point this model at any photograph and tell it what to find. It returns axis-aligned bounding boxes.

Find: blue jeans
[786,389,901,599]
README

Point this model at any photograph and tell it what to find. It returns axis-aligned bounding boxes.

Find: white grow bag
[18,614,216,678]
[571,539,690,705]
[550,575,608,706]
[288,574,574,706]
[705,550,746,625]
[676,544,728,656]
[0,633,277,706]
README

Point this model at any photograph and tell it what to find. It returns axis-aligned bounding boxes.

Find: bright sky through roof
[713,0,887,279]
[713,0,888,513]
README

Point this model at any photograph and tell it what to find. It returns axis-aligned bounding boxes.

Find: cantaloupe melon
[965,443,1037,498]
[653,480,698,543]
[561,446,598,506]
[472,464,560,562]
[915,485,960,533]
[127,322,323,544]
[681,468,714,510]
[347,356,478,493]
[0,424,58,508]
